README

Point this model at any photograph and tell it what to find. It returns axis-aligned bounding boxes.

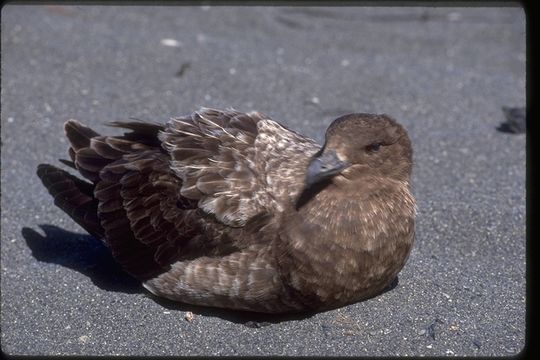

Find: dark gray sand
[1,5,525,356]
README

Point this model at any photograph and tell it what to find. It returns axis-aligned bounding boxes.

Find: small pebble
[78,335,90,344]
[160,38,181,47]
[184,311,194,322]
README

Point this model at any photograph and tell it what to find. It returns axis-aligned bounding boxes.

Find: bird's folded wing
[160,108,320,227]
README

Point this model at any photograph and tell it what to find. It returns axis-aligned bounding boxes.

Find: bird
[37,107,416,313]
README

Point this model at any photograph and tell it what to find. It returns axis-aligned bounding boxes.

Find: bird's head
[305,113,413,187]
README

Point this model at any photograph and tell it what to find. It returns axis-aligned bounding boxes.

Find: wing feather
[160,108,320,227]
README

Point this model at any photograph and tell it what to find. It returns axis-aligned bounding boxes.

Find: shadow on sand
[22,224,141,293]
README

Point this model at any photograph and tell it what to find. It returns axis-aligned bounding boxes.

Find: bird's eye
[365,142,382,153]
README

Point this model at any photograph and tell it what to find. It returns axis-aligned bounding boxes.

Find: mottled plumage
[37,108,415,313]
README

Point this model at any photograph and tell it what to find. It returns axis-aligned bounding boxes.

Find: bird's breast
[276,181,415,309]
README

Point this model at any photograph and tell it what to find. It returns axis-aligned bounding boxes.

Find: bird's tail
[36,164,104,239]
[36,119,117,239]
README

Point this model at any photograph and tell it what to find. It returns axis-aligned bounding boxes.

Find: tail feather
[58,158,76,169]
[75,147,113,172]
[36,164,104,239]
[107,121,164,147]
[64,119,100,151]
[64,120,110,182]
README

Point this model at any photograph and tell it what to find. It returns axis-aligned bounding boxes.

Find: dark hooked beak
[305,150,349,187]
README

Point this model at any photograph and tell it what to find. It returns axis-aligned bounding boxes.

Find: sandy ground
[1,5,525,356]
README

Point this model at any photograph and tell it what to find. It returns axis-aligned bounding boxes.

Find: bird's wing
[47,109,319,280]
[48,119,242,280]
[160,108,320,227]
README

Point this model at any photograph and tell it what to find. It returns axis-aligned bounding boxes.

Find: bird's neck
[301,176,414,230]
